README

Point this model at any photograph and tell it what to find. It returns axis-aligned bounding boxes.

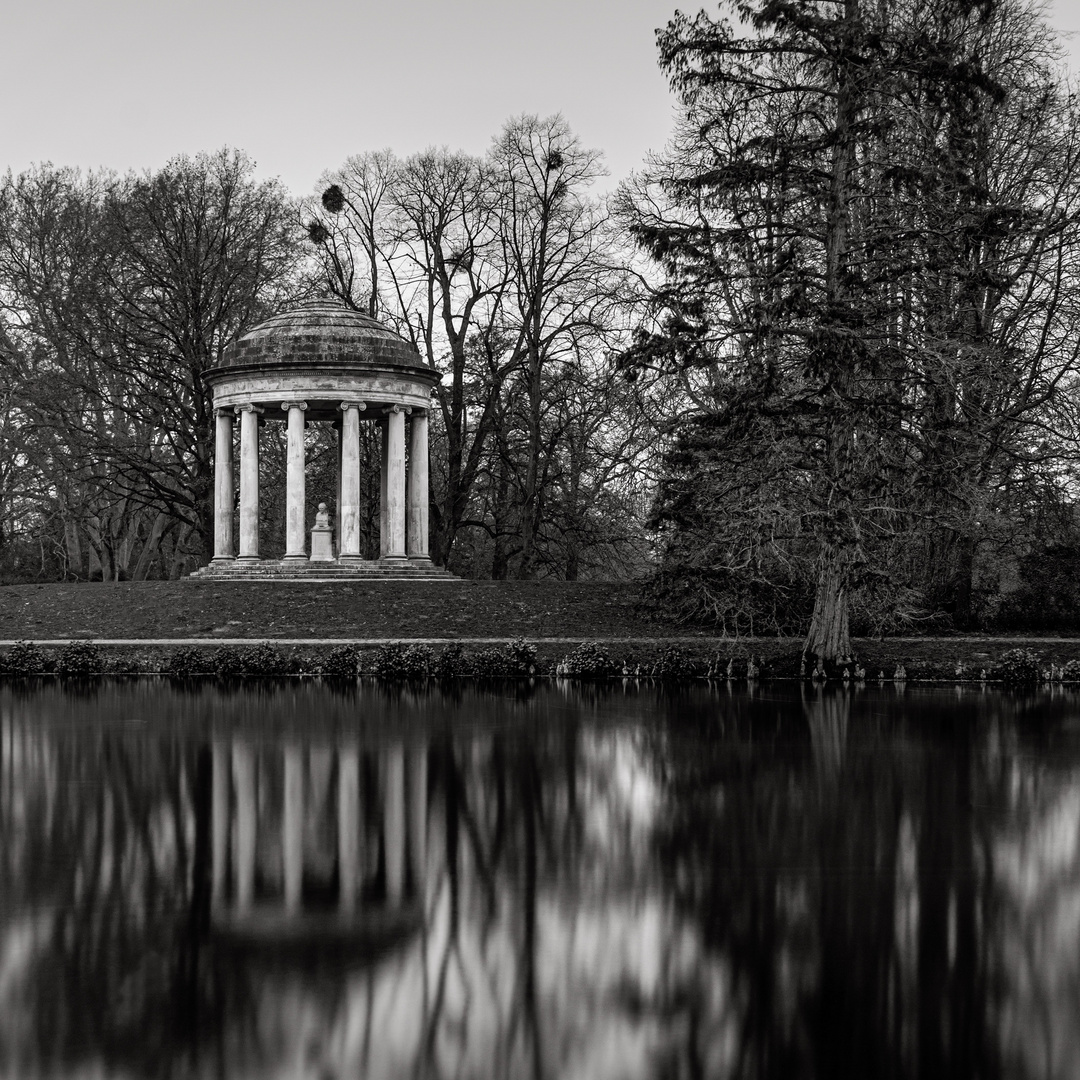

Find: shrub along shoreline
[0,638,1076,685]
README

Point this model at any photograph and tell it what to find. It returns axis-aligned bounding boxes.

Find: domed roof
[217,298,430,372]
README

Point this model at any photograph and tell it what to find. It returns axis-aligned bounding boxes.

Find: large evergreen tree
[619,0,1080,658]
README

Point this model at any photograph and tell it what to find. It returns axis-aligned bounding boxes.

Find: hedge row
[0,640,542,679]
[0,640,762,679]
[0,640,763,679]
[0,642,1072,686]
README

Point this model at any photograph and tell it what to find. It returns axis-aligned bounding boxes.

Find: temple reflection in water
[211,737,428,928]
[2,680,1080,1079]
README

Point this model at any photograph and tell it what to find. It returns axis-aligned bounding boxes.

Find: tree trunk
[63,518,83,579]
[491,532,510,580]
[490,458,513,579]
[564,441,582,581]
[430,504,448,566]
[805,549,852,662]
[170,524,193,579]
[951,533,976,630]
[565,546,580,582]
[100,544,114,583]
[86,519,113,583]
[117,511,141,578]
[88,542,101,579]
[516,354,544,581]
[132,512,169,581]
[518,512,539,580]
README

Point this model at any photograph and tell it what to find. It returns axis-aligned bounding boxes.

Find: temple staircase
[188,558,455,582]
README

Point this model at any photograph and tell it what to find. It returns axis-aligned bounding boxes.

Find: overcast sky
[4,0,1079,198]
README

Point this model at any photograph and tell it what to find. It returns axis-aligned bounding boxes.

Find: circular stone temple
[191,298,451,579]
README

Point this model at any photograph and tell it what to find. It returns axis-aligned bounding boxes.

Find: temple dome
[216,297,431,373]
[204,297,438,423]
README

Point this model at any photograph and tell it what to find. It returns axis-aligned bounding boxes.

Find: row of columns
[212,401,430,564]
[212,740,428,913]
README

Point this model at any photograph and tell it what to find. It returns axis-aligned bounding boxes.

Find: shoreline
[1,635,1078,683]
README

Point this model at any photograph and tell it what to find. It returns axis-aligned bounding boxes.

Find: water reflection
[1,681,1080,1078]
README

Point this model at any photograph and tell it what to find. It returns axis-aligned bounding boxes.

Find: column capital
[281,401,309,412]
[384,403,412,416]
[339,401,367,413]
[234,403,264,415]
[215,406,235,419]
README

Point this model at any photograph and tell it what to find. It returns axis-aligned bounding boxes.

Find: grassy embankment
[2,579,1080,680]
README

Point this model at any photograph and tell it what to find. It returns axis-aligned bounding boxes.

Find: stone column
[379,419,389,557]
[385,405,407,561]
[335,421,343,547]
[282,401,309,563]
[640,899,663,999]
[236,405,262,562]
[233,741,256,912]
[212,740,230,908]
[338,744,361,913]
[407,410,431,562]
[384,744,405,905]
[408,746,427,899]
[283,745,303,913]
[212,409,235,563]
[339,402,365,561]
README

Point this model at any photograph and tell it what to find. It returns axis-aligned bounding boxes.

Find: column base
[380,554,409,565]
[236,555,260,565]
[281,554,310,565]
[407,554,434,566]
[337,553,365,564]
[210,556,237,567]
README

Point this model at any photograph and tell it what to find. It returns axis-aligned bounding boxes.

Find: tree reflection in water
[0,680,1079,1078]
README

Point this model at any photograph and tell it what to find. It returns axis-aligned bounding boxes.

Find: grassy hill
[0,579,671,641]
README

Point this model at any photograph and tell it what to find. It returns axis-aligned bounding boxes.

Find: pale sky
[4,0,1080,198]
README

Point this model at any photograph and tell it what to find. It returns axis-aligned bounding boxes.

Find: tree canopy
[0,151,300,579]
[304,116,657,579]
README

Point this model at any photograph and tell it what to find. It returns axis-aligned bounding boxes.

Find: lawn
[0,579,672,641]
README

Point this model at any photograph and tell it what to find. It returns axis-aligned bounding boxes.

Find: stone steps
[188,560,455,581]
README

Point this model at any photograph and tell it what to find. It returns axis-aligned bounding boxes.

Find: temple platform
[188,558,455,581]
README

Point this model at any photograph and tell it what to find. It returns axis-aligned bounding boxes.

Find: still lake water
[1,679,1079,1080]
